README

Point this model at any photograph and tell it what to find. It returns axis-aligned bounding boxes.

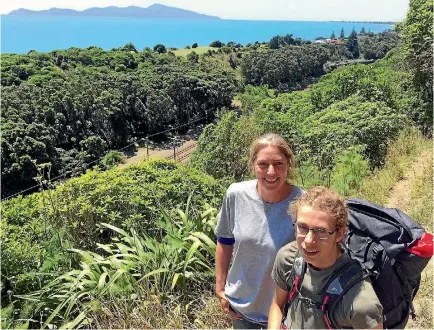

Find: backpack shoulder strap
[282,250,307,328]
[287,250,307,301]
[321,259,366,329]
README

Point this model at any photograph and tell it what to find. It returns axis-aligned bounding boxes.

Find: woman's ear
[335,227,346,243]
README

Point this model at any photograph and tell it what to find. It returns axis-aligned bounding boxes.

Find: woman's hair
[289,186,348,229]
[248,133,296,181]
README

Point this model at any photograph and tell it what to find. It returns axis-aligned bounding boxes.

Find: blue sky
[0,0,409,21]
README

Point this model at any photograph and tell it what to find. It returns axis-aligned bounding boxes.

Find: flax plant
[17,201,218,329]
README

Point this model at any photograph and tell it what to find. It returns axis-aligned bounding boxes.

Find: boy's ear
[335,227,346,243]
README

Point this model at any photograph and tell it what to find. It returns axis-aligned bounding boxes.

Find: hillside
[8,4,220,19]
[1,0,432,328]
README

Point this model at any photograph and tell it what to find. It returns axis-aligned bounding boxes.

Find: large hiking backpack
[283,198,433,329]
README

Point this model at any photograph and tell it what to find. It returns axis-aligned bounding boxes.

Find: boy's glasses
[294,222,338,240]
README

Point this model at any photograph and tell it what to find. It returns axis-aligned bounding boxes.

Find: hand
[217,291,242,320]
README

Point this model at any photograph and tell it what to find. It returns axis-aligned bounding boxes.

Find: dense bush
[193,50,421,181]
[401,0,433,135]
[1,159,225,301]
[1,48,238,198]
[241,45,329,92]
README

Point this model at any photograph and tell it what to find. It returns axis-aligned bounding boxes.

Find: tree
[153,44,167,54]
[283,34,295,45]
[360,27,366,34]
[192,43,198,48]
[330,31,336,39]
[209,40,224,48]
[268,36,280,49]
[346,28,360,58]
[340,27,345,38]
[121,42,137,53]
[401,0,433,134]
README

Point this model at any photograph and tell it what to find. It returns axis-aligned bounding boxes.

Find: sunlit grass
[173,46,216,57]
[357,127,432,205]
[405,148,433,329]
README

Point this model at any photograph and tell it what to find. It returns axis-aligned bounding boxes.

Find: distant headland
[330,20,397,24]
[7,4,220,20]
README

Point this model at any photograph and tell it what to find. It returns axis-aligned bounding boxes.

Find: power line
[2,117,205,201]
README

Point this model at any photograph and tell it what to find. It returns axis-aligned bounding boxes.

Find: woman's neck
[257,182,292,203]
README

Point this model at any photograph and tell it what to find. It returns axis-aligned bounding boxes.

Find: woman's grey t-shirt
[215,180,303,324]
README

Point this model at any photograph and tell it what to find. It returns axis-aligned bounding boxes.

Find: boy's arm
[268,286,288,330]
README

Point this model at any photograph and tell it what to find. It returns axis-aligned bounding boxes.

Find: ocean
[1,15,393,54]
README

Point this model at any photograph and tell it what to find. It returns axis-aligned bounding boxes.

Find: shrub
[153,44,167,54]
[102,150,125,168]
[209,40,224,48]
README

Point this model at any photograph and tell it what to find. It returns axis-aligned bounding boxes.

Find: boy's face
[295,205,345,269]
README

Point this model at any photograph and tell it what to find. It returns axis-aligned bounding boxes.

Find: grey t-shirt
[272,241,383,329]
[215,180,303,324]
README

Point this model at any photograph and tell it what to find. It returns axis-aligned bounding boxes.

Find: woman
[215,133,303,329]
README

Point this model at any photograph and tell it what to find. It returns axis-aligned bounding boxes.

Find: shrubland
[1,1,432,327]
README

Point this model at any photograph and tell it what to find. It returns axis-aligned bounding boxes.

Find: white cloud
[0,0,409,21]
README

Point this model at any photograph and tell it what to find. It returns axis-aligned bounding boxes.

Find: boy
[268,186,383,329]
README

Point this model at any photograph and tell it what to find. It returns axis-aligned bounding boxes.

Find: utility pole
[172,137,176,161]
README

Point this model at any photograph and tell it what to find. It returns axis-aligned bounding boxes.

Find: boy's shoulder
[275,241,299,269]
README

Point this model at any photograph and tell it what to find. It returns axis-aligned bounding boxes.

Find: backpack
[282,198,433,329]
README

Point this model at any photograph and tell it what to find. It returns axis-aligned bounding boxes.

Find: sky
[0,0,409,21]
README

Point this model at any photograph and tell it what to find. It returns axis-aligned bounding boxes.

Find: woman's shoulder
[226,179,257,195]
[285,184,304,202]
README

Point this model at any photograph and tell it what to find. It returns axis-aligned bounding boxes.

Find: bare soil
[118,140,197,168]
[385,149,432,209]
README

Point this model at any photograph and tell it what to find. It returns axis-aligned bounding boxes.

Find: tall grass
[405,148,433,329]
[358,127,432,329]
[357,127,431,204]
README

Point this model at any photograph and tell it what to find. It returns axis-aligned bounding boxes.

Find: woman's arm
[215,241,241,319]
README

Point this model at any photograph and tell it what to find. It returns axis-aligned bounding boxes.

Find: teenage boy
[268,186,383,329]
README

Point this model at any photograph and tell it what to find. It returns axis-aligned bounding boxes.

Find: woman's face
[254,145,289,195]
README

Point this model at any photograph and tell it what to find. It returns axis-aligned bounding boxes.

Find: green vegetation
[1,158,225,328]
[1,1,433,328]
[1,31,400,199]
[192,47,426,184]
[1,46,238,198]
[173,46,215,57]
[102,150,125,168]
[401,0,433,135]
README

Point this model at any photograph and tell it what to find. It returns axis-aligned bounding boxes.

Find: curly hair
[289,186,348,229]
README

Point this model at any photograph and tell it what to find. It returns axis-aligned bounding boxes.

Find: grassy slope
[358,128,433,329]
[173,46,216,56]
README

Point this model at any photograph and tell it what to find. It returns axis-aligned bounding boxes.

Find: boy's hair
[289,186,348,229]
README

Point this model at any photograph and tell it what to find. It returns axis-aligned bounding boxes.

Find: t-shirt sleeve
[214,189,235,241]
[272,241,298,291]
[340,279,383,329]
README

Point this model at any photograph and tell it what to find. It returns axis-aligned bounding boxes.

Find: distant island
[7,4,220,20]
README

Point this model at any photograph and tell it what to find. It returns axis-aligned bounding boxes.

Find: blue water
[1,15,393,54]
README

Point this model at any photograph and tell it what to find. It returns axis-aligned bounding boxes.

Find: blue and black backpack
[282,199,433,329]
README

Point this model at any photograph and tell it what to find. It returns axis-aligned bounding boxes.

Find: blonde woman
[215,133,303,329]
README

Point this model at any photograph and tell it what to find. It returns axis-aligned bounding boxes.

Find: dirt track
[118,140,197,168]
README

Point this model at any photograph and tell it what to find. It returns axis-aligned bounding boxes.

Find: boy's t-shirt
[272,241,383,329]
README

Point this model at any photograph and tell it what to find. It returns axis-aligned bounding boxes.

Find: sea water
[1,15,393,54]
